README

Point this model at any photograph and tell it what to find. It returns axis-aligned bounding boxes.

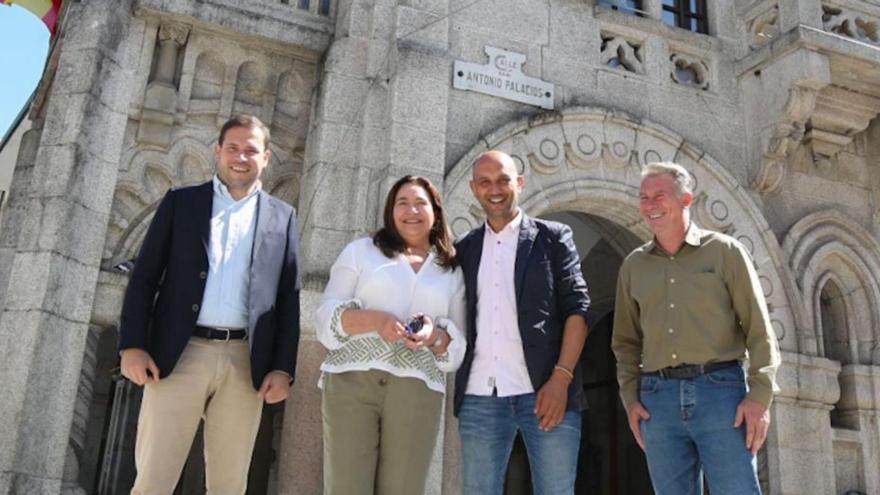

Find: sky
[0,4,50,140]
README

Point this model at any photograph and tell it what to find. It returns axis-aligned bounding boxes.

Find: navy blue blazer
[118,181,301,389]
[453,215,591,415]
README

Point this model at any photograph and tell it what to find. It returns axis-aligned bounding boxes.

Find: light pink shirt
[465,210,534,396]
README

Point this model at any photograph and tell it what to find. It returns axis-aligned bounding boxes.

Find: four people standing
[119,112,778,494]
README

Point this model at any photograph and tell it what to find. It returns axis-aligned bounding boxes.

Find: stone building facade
[1,0,879,493]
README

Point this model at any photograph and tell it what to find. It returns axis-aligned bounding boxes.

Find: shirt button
[200,271,207,279]
[670,256,675,261]
[669,303,675,309]
[672,353,678,359]
[669,278,675,284]
[192,304,200,312]
[668,328,674,334]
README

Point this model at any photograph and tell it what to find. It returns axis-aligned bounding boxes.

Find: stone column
[837,364,880,494]
[767,351,841,495]
[279,1,452,493]
[137,23,189,148]
[0,1,137,492]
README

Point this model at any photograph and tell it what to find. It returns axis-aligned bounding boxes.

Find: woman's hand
[376,312,408,343]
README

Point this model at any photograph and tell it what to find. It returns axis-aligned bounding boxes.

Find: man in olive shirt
[612,162,780,494]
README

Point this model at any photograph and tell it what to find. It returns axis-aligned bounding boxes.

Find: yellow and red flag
[1,0,63,35]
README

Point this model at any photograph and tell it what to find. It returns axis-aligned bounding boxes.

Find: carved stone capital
[158,23,189,46]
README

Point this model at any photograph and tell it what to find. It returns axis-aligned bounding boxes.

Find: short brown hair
[218,115,271,149]
[373,175,457,270]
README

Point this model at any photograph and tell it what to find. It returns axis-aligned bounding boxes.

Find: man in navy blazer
[454,150,590,495]
[118,115,300,494]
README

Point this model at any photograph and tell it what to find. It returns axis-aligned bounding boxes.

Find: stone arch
[782,210,880,364]
[105,137,214,266]
[187,50,225,123]
[272,68,313,151]
[443,106,801,351]
[233,60,267,117]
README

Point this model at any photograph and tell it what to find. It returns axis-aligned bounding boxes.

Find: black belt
[193,325,247,341]
[643,360,739,379]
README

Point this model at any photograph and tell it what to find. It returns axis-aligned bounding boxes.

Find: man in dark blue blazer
[118,115,300,493]
[454,150,590,495]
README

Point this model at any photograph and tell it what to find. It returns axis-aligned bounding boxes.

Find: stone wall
[0,0,878,494]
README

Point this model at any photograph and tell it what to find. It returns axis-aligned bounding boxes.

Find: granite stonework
[1,0,879,493]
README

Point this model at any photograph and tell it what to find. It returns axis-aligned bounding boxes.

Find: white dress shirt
[314,238,467,394]
[466,209,534,396]
[196,176,259,330]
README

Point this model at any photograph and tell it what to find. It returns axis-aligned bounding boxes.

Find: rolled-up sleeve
[434,269,467,372]
[314,241,362,350]
[553,224,591,322]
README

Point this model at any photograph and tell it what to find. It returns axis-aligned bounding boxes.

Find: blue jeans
[458,393,582,495]
[639,363,762,495]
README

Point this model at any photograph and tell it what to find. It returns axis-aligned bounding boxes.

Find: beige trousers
[322,370,443,495]
[131,338,263,495]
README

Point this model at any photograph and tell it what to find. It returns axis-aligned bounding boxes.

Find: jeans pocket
[705,365,746,387]
[639,375,659,395]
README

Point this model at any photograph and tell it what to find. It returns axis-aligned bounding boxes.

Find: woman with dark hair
[314,175,466,495]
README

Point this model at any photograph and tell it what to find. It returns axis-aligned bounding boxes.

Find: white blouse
[314,238,467,394]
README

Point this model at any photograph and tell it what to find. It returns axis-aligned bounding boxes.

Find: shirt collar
[646,221,705,254]
[485,208,523,237]
[213,175,261,203]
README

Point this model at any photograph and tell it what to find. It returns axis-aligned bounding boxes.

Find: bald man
[453,150,591,494]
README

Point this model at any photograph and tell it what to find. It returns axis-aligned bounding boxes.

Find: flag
[1,0,62,35]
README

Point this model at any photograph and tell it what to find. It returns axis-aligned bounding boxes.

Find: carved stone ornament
[670,53,709,90]
[823,4,879,45]
[600,34,645,74]
[748,5,779,49]
[158,23,190,46]
[752,85,818,193]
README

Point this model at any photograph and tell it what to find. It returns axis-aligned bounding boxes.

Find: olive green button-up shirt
[611,224,780,409]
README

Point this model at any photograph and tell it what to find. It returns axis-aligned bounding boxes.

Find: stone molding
[443,106,800,352]
[775,351,842,407]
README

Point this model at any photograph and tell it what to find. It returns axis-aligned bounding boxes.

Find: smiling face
[392,183,436,250]
[639,173,692,237]
[470,150,524,231]
[214,125,271,200]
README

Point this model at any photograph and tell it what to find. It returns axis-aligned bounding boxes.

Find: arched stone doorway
[442,106,797,493]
